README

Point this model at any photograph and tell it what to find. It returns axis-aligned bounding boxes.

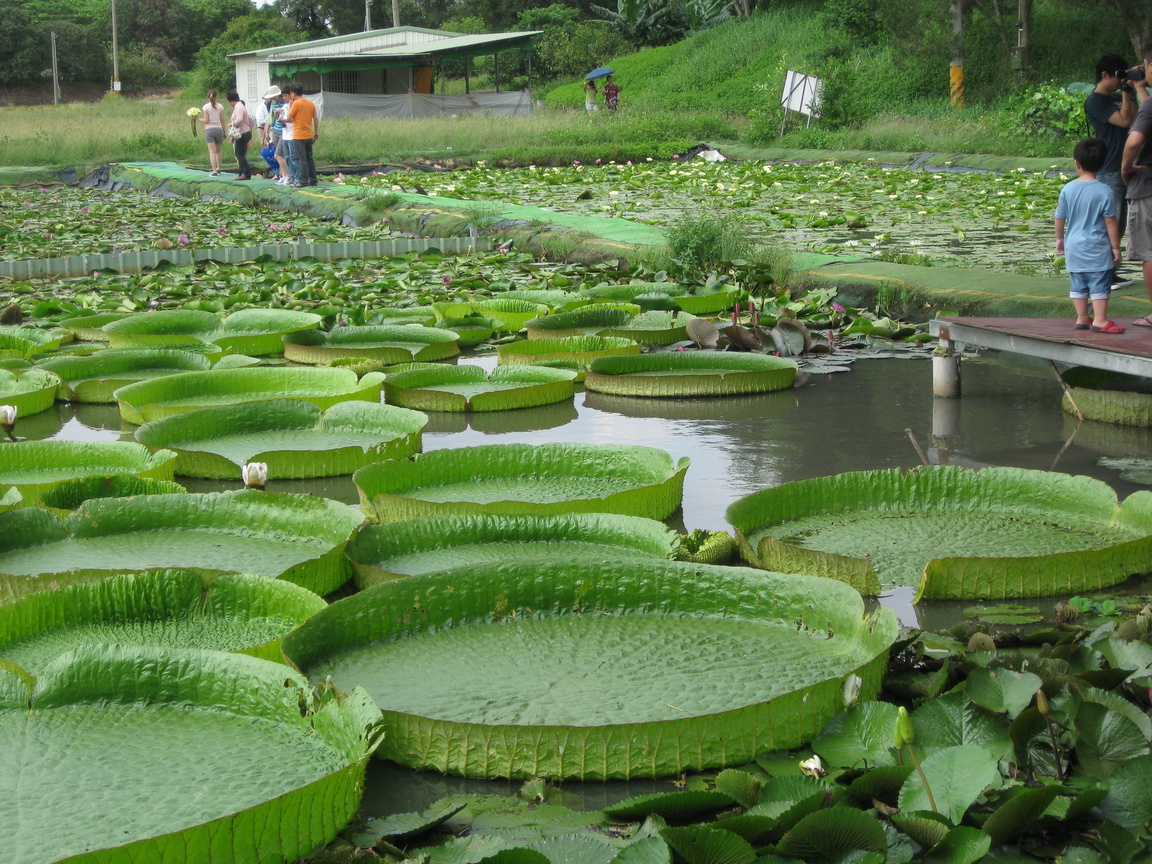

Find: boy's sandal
[1091,321,1126,333]
[1074,323,1090,330]
[1133,316,1152,328]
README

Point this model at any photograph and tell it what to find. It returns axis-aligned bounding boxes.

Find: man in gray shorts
[1122,40,1152,325]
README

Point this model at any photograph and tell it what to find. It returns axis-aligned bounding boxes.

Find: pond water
[27,347,1152,814]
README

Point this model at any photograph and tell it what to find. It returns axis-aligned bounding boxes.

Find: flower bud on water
[1035,688,1049,716]
[894,706,914,749]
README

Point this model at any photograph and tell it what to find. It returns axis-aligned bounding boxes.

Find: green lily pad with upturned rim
[726,465,1152,599]
[382,364,576,412]
[112,366,386,424]
[0,368,61,418]
[283,325,460,366]
[435,317,500,348]
[0,440,177,499]
[1060,367,1152,427]
[471,298,552,332]
[586,353,798,398]
[0,326,70,361]
[0,569,327,674]
[134,398,427,479]
[497,335,641,369]
[0,643,380,864]
[103,309,222,348]
[102,309,322,356]
[353,442,689,524]
[599,311,697,346]
[37,348,213,403]
[211,308,323,356]
[0,489,362,602]
[282,558,898,780]
[525,308,634,340]
[35,474,187,513]
[345,512,680,588]
[59,311,134,342]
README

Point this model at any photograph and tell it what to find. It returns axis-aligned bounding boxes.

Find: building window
[247,69,257,104]
[326,70,359,94]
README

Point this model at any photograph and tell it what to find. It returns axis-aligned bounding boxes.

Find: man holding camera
[1086,54,1143,289]
[1121,42,1152,323]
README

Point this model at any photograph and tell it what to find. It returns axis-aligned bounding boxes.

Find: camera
[1125,66,1146,80]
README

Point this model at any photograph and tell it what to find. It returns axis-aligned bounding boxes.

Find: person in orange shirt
[286,83,320,187]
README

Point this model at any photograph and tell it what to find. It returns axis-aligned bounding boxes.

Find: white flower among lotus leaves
[798,755,827,778]
[842,674,863,707]
[242,462,268,489]
[0,405,16,440]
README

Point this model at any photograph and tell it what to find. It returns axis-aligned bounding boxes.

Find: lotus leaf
[472,298,551,331]
[113,366,386,424]
[1060,368,1152,427]
[367,306,439,326]
[583,283,688,312]
[0,643,379,864]
[0,325,69,360]
[103,309,222,347]
[382,364,576,412]
[726,466,1152,599]
[435,316,500,348]
[283,325,461,366]
[354,442,689,523]
[134,399,427,479]
[599,311,697,346]
[282,558,898,779]
[37,475,187,512]
[0,368,61,418]
[586,353,798,398]
[0,440,177,499]
[212,308,323,356]
[525,308,633,340]
[60,311,133,342]
[0,570,326,674]
[346,513,679,588]
[37,347,213,403]
[0,490,362,601]
[497,335,641,369]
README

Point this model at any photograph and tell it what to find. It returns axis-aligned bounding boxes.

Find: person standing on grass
[225,90,253,181]
[287,83,319,187]
[194,90,226,176]
[1056,138,1124,333]
[277,91,298,186]
[584,79,599,113]
[263,86,290,184]
[1123,41,1152,326]
[603,75,620,111]
[1085,53,1144,289]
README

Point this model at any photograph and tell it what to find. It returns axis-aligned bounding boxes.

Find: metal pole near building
[110,0,121,94]
[364,0,370,31]
[949,0,963,107]
[50,32,61,105]
[392,0,400,27]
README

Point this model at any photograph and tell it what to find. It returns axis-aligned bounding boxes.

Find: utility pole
[1013,0,1031,83]
[949,0,964,107]
[364,0,370,31]
[110,0,121,94]
[50,31,61,105]
[392,0,399,28]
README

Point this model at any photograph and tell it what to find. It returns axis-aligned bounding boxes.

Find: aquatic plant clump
[381,363,576,412]
[282,558,898,779]
[346,512,680,588]
[353,442,689,523]
[134,399,427,478]
[0,644,379,864]
[585,352,798,398]
[726,465,1152,599]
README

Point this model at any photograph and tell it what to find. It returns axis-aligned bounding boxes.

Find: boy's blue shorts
[1069,270,1111,301]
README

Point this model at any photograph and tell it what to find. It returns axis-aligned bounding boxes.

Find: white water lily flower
[842,674,863,707]
[0,405,16,425]
[242,462,268,488]
[798,755,827,778]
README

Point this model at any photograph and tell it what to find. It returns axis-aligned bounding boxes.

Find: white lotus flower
[842,674,863,707]
[798,755,827,778]
[242,462,268,488]
[0,405,16,441]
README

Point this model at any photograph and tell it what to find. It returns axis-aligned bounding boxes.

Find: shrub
[665,213,752,268]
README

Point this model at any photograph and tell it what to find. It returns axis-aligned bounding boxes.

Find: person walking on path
[194,90,227,176]
[261,86,290,183]
[1085,53,1144,288]
[1122,41,1152,326]
[603,75,620,111]
[226,91,253,181]
[286,84,319,187]
[1056,138,1124,333]
[584,79,599,113]
[277,92,298,186]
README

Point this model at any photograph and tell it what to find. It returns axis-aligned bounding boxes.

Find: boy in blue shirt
[1056,138,1124,333]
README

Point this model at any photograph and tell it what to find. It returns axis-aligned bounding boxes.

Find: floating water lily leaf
[37,347,212,403]
[113,366,386,424]
[812,701,899,768]
[0,490,361,601]
[1098,456,1152,485]
[0,440,177,499]
[37,474,187,511]
[283,325,460,366]
[726,466,1152,599]
[926,826,992,864]
[714,769,763,810]
[585,353,797,398]
[497,335,641,369]
[353,443,689,523]
[1100,754,1152,833]
[346,513,678,588]
[0,643,379,864]
[776,808,888,860]
[981,785,1061,846]
[103,309,222,347]
[686,318,720,349]
[604,791,735,823]
[525,308,633,340]
[898,745,1001,825]
[211,308,323,356]
[1060,368,1152,427]
[769,320,812,357]
[60,311,133,342]
[912,690,1012,759]
[660,826,755,864]
[282,559,897,779]
[360,802,467,844]
[472,298,551,331]
[0,325,69,360]
[612,837,672,864]
[0,368,61,418]
[0,570,326,674]
[965,667,1043,718]
[437,316,500,348]
[599,311,695,346]
[382,364,576,412]
[134,398,426,479]
[1075,701,1152,779]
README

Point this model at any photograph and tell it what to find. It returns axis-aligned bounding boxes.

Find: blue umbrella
[586,67,614,80]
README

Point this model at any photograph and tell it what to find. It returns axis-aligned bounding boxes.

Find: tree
[192,14,305,91]
[0,4,49,86]
[518,4,630,81]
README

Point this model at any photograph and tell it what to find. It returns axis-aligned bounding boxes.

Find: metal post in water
[932,326,961,397]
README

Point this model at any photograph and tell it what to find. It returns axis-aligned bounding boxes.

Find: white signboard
[780,69,821,118]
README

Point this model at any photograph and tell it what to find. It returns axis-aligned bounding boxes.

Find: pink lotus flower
[442,276,452,284]
[573,160,581,166]
[284,223,293,230]
[595,159,602,164]
[831,302,846,313]
[269,224,279,231]
[177,234,189,245]
[218,227,227,235]
[43,232,54,238]
[433,164,443,169]
[81,206,89,212]
[405,166,412,171]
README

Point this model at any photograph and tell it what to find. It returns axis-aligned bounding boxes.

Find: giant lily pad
[585,353,798,398]
[354,443,689,523]
[525,308,633,340]
[0,490,362,601]
[283,325,460,366]
[59,311,134,342]
[583,283,689,311]
[497,335,641,368]
[282,558,898,779]
[726,465,1152,599]
[211,308,323,355]
[103,309,222,347]
[346,513,679,588]
[0,368,61,418]
[103,308,321,355]
[134,399,427,479]
[435,316,500,348]
[472,298,551,331]
[37,348,213,403]
[382,364,576,412]
[0,440,177,499]
[599,311,697,345]
[0,325,69,360]
[0,644,379,864]
[113,367,385,424]
[1060,367,1152,426]
[0,570,327,674]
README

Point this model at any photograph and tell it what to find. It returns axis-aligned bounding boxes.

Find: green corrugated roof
[229,27,538,61]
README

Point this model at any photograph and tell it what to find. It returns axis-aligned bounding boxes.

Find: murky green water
[32,348,1152,813]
